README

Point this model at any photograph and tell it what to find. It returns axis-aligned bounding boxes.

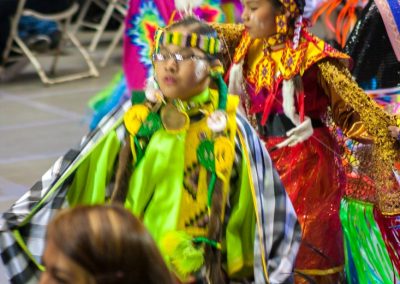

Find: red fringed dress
[231,29,371,277]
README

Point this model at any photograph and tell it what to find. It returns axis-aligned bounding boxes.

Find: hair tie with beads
[209,66,227,111]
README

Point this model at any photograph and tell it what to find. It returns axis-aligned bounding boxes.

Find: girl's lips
[163,76,177,85]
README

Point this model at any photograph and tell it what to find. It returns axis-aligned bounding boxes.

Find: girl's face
[153,27,211,101]
[39,238,95,284]
[241,0,279,39]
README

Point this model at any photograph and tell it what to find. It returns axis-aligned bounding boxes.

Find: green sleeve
[67,130,121,206]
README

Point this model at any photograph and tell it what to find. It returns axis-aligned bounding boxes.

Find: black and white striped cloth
[0,101,131,284]
[235,114,301,283]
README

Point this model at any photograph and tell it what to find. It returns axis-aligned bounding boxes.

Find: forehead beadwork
[154,29,223,56]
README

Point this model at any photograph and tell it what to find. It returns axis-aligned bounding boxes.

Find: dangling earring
[145,76,164,104]
[195,60,208,80]
[275,14,288,35]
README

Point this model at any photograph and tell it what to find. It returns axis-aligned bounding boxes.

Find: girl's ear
[210,59,223,69]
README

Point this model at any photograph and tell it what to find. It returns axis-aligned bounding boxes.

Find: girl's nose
[164,57,178,72]
[241,8,249,22]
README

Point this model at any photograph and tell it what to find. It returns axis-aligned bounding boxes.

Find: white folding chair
[99,17,126,67]
[1,0,99,85]
[72,0,127,53]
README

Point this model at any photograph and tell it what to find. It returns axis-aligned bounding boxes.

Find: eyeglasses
[152,51,207,63]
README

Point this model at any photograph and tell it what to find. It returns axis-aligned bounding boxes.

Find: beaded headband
[154,29,223,56]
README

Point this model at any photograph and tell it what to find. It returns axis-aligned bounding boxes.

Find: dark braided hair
[271,0,305,14]
[111,136,133,203]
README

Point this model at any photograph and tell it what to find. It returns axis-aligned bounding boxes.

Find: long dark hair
[112,136,133,203]
[46,204,174,284]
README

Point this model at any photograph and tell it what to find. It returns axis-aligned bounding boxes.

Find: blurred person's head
[39,204,174,284]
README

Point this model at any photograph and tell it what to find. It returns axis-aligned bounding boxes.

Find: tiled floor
[0,33,122,283]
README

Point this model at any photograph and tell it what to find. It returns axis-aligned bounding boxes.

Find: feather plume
[145,76,164,103]
[161,231,204,279]
[175,0,204,14]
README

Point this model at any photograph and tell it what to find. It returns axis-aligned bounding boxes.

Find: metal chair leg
[13,26,99,84]
[14,36,52,84]
[88,0,117,52]
[66,30,99,77]
[50,21,67,75]
[71,0,92,35]
[100,21,124,67]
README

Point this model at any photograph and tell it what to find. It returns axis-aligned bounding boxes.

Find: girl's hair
[271,0,284,10]
[271,0,306,14]
[46,204,174,284]
[270,0,298,29]
[168,16,218,37]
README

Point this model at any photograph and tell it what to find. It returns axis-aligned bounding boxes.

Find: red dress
[261,66,344,272]
[232,29,369,276]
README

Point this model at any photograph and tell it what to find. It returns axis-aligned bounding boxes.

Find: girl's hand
[388,126,400,140]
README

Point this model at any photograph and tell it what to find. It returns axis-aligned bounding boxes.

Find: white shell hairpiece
[174,0,204,15]
[292,15,303,49]
[145,76,164,103]
[207,110,227,133]
[228,60,244,97]
[292,0,317,49]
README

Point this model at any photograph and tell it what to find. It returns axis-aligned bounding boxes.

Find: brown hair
[46,204,174,284]
[271,0,284,10]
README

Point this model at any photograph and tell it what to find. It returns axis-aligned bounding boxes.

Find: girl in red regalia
[225,0,394,282]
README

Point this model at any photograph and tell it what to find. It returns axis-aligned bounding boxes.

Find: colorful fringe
[365,87,400,112]
[88,72,129,130]
[375,209,400,276]
[340,198,400,283]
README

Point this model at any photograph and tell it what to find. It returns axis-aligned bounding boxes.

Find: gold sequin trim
[318,60,399,212]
